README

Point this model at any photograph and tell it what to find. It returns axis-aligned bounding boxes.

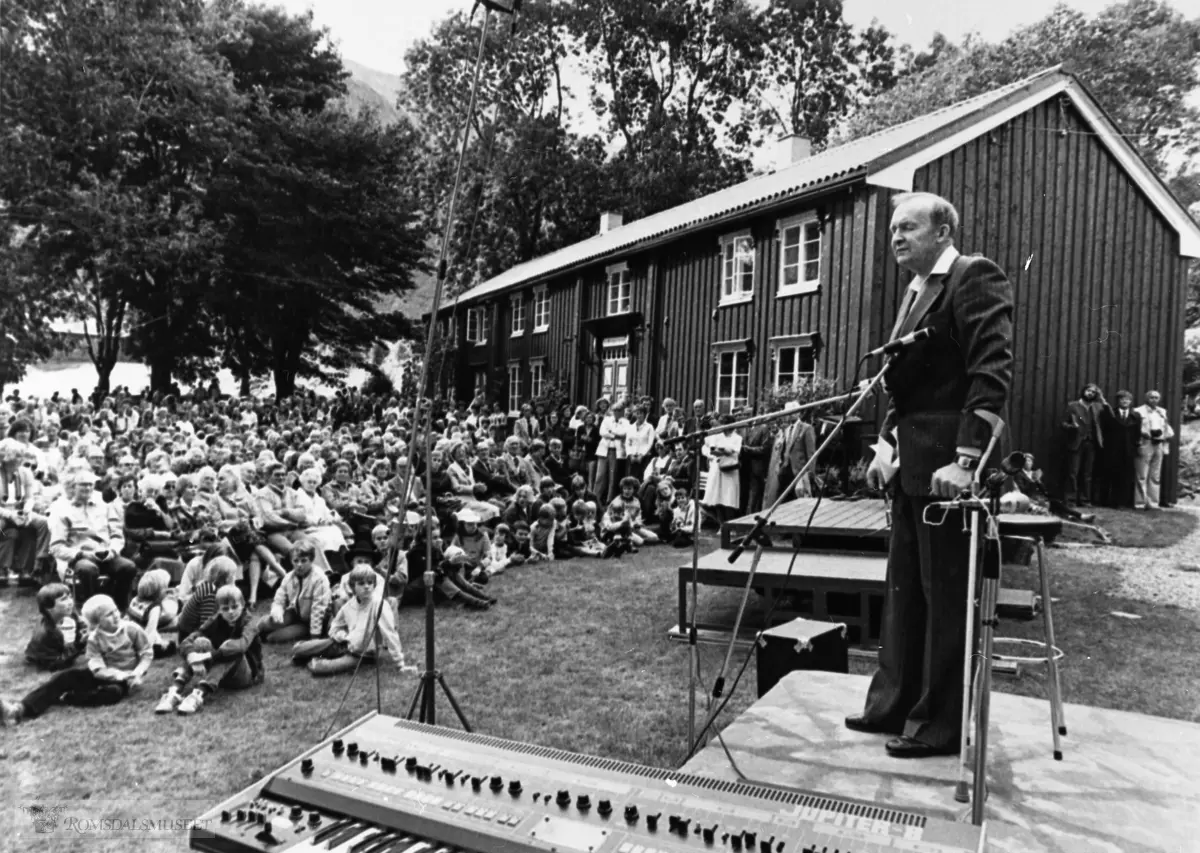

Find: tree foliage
[0,0,428,398]
[837,0,1200,172]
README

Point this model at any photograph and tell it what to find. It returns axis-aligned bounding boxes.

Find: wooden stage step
[722,497,890,551]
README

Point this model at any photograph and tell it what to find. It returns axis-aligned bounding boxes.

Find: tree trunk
[239,373,251,397]
[93,363,113,401]
[149,355,173,394]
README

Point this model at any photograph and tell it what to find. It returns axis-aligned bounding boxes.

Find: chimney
[777,134,812,169]
[599,211,623,234]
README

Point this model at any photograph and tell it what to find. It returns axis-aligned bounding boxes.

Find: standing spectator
[1,438,51,585]
[682,399,712,436]
[595,400,628,503]
[1061,383,1109,507]
[512,404,539,447]
[764,416,816,506]
[655,398,680,439]
[701,414,743,526]
[739,411,772,514]
[624,406,657,482]
[1134,389,1175,510]
[1098,389,1141,508]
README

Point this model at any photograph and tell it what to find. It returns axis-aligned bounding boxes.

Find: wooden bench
[677,548,888,646]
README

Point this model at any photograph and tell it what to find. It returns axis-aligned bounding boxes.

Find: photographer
[1134,389,1175,510]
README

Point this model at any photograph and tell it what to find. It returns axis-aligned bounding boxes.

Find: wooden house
[433,67,1200,501]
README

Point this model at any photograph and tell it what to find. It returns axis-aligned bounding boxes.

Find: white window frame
[473,306,490,346]
[465,309,478,343]
[533,287,550,333]
[777,213,822,296]
[719,230,755,306]
[508,363,521,415]
[474,369,487,398]
[530,360,546,400]
[510,295,525,336]
[605,263,632,316]
[771,338,817,390]
[713,344,750,415]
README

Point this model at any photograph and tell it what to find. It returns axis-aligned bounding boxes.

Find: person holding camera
[1134,389,1174,510]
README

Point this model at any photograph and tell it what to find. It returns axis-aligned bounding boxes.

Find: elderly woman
[493,436,527,495]
[701,413,743,526]
[501,485,537,529]
[446,442,501,523]
[0,438,51,585]
[294,467,351,573]
[123,472,183,567]
[359,457,393,515]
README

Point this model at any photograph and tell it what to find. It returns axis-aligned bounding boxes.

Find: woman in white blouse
[293,467,351,572]
[701,413,743,525]
[594,399,628,503]
[446,442,501,522]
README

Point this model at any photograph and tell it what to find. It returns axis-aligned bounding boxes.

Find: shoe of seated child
[176,689,205,715]
[155,687,183,714]
[1,698,24,727]
[470,569,489,585]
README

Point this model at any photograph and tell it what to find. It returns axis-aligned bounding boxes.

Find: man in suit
[1061,383,1110,506]
[1098,389,1140,508]
[739,409,773,513]
[764,416,816,507]
[847,191,1013,759]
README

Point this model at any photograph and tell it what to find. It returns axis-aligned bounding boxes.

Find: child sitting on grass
[24,582,89,671]
[259,539,331,644]
[487,523,511,575]
[125,563,180,657]
[506,521,532,566]
[566,501,604,557]
[331,548,385,617]
[605,477,660,549]
[176,557,239,641]
[549,498,571,555]
[1,593,145,726]
[292,565,417,676]
[155,585,263,715]
[529,505,557,561]
[450,509,493,583]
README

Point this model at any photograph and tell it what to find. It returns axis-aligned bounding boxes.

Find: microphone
[866,327,935,359]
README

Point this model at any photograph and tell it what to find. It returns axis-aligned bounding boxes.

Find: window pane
[804,259,819,282]
[718,376,732,398]
[783,244,799,267]
[778,347,795,380]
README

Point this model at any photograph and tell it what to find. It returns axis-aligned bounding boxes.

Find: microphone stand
[680,364,892,750]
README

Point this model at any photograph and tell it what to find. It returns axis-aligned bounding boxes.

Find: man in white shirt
[48,467,136,609]
[1133,389,1175,510]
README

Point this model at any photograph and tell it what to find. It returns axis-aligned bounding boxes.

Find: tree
[207,105,426,398]
[569,0,762,216]
[0,0,243,397]
[837,0,1200,175]
[749,0,900,149]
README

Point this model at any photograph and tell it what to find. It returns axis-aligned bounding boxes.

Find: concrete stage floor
[682,671,1200,852]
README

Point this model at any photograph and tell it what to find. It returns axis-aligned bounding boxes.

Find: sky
[270,0,1191,77]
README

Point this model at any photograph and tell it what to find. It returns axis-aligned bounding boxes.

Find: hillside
[340,58,406,127]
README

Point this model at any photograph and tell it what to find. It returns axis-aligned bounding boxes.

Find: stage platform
[722,497,890,550]
[682,670,1200,853]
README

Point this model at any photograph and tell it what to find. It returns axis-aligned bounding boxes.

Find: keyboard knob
[508,780,522,796]
[332,738,344,755]
[347,743,359,758]
[358,751,369,765]
[445,773,457,787]
[289,805,303,821]
[256,811,266,824]
[405,756,418,771]
[744,831,757,848]
[674,817,690,834]
[235,809,246,822]
[220,810,231,823]
[300,758,314,775]
[760,836,774,853]
[730,832,742,851]
[624,804,639,823]
[308,812,322,826]
[597,799,612,816]
[646,812,660,831]
[490,775,504,791]
[703,825,716,844]
[576,794,591,810]
[471,776,483,791]
[381,756,397,773]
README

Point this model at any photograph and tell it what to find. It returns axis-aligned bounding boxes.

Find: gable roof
[442,66,1200,312]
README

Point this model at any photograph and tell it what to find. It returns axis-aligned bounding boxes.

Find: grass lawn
[1087,505,1198,548]
[3,528,1198,852]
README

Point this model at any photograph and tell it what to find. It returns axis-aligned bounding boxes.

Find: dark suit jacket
[740,425,773,477]
[1062,399,1108,451]
[883,254,1014,495]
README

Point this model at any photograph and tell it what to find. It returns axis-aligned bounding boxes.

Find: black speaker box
[756,617,850,697]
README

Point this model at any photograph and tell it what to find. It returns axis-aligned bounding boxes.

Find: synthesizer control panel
[191,713,986,853]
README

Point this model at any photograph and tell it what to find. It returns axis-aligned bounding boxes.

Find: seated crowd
[0,385,807,725]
